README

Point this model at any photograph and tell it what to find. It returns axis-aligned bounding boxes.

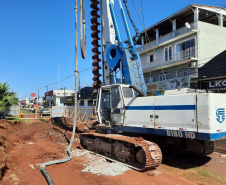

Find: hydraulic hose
[40,167,54,185]
[39,0,79,184]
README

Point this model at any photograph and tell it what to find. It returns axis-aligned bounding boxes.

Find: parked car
[39,109,50,116]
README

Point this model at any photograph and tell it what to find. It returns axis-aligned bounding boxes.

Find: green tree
[0,83,19,116]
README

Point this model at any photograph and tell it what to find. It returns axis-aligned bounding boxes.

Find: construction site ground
[1,118,226,185]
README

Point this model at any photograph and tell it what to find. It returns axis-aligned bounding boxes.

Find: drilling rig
[79,0,226,171]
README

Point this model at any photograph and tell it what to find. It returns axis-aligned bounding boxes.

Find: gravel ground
[72,149,130,176]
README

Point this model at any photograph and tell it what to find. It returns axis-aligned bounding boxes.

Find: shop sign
[201,79,226,92]
[146,76,190,92]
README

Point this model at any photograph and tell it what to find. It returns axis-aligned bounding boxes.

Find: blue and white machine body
[97,84,226,141]
[101,0,146,94]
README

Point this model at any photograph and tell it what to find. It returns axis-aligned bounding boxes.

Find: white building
[45,89,75,107]
[135,4,226,94]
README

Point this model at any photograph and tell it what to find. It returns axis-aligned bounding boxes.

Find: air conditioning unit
[188,62,196,68]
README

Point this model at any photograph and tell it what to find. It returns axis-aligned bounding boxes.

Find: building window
[169,46,172,60]
[159,72,170,81]
[159,75,165,81]
[165,72,170,79]
[79,100,84,106]
[177,68,190,77]
[153,76,159,82]
[60,98,65,104]
[145,77,151,83]
[150,55,154,62]
[164,46,173,61]
[148,53,156,62]
[164,48,168,61]
[145,76,154,83]
[88,100,93,106]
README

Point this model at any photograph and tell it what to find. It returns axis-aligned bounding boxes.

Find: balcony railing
[176,46,197,61]
[137,23,196,53]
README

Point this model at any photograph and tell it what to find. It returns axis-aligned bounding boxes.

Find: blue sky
[0,0,225,100]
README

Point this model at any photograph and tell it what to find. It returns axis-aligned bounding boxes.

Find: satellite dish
[185,22,191,29]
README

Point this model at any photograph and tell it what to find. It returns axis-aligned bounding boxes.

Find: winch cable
[80,0,86,58]
[123,0,140,45]
[39,0,79,184]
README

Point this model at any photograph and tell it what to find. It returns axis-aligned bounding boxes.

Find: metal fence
[19,106,93,124]
[3,106,20,117]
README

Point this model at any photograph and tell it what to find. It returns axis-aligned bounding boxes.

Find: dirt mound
[49,117,89,133]
[0,119,73,184]
[0,119,12,129]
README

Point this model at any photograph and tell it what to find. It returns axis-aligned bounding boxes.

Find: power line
[19,67,93,100]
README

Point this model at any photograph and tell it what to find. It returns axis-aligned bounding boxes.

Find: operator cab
[97,84,136,126]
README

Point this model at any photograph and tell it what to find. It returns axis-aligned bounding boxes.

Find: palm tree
[0,82,19,117]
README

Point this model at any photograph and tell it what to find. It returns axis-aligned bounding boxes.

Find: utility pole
[78,72,81,105]
[64,87,66,97]
[58,64,60,90]
[74,0,78,128]
[46,85,48,107]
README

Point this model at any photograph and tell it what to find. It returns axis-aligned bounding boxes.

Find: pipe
[129,85,146,97]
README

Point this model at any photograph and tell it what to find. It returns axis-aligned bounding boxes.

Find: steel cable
[123,0,140,45]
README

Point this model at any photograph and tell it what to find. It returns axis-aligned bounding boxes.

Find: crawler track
[79,133,162,171]
[202,141,215,156]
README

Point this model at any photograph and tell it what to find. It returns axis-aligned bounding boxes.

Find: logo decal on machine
[216,108,225,124]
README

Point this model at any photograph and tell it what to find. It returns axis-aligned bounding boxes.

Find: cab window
[122,87,134,98]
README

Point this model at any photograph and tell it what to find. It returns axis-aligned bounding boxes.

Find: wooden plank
[50,108,52,118]
[51,112,65,114]
[51,107,92,111]
[51,107,67,110]
[18,106,21,117]
[20,118,50,120]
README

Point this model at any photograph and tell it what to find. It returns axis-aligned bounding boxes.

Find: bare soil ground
[0,118,226,185]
